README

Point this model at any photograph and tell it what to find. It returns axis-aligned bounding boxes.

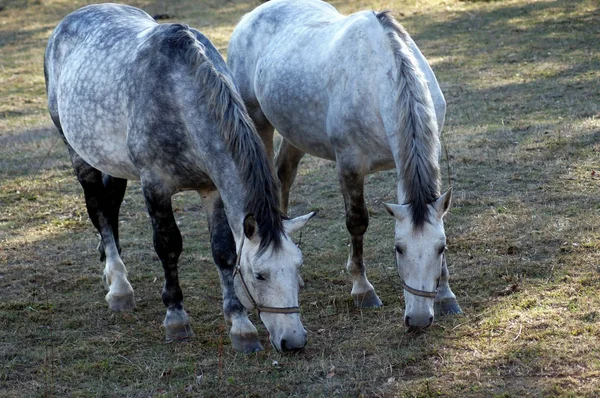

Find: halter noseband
[233,236,301,315]
[401,281,438,299]
[395,252,440,299]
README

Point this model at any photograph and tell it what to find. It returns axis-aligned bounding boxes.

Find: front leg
[434,254,462,315]
[337,164,382,308]
[201,190,262,353]
[142,181,193,341]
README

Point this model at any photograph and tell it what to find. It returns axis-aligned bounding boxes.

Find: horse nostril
[280,337,306,353]
[428,316,434,327]
[404,316,411,327]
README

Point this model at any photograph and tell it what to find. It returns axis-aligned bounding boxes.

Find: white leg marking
[103,245,135,311]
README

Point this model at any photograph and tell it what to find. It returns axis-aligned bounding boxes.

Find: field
[1,0,599,396]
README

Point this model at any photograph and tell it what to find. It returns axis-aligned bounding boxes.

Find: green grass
[1,0,600,396]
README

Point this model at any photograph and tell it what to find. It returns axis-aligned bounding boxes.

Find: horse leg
[275,139,305,215]
[200,190,262,353]
[97,174,127,262]
[141,180,193,341]
[68,148,135,311]
[337,165,382,308]
[434,254,462,315]
[248,107,276,161]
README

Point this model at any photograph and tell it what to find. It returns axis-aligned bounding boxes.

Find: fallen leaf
[160,369,171,379]
[326,365,336,378]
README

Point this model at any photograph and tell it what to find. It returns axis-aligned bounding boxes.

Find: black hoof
[231,334,263,353]
[163,309,194,341]
[165,323,194,342]
[352,290,383,308]
[434,298,463,316]
[106,292,136,312]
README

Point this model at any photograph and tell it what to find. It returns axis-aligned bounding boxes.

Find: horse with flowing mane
[45,3,314,352]
[228,0,461,329]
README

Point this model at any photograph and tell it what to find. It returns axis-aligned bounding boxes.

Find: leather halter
[395,252,440,299]
[401,281,438,299]
[233,236,301,314]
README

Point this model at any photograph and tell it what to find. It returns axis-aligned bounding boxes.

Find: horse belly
[63,121,140,180]
[59,100,139,180]
[57,57,140,180]
[256,69,337,160]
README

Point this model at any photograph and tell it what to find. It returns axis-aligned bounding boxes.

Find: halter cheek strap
[233,236,301,315]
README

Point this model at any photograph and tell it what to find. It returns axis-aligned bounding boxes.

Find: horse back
[229,0,397,166]
[45,5,227,186]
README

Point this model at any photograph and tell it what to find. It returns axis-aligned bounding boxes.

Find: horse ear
[383,203,407,221]
[434,188,452,219]
[298,274,305,289]
[243,214,257,240]
[283,211,316,235]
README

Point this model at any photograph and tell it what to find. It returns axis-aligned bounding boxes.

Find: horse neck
[211,162,248,242]
[173,32,283,249]
[184,105,281,248]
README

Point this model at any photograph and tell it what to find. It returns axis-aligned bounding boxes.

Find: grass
[1,0,600,396]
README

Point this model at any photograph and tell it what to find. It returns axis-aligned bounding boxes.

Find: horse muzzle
[273,327,308,352]
[404,314,434,331]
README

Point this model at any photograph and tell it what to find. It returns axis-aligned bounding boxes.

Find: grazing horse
[44,4,314,352]
[228,0,461,329]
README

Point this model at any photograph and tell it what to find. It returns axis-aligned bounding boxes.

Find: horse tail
[376,11,440,228]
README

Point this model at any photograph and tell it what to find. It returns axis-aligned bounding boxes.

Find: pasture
[1,0,599,396]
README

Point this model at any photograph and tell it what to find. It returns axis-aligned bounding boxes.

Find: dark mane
[171,26,284,252]
[376,11,441,228]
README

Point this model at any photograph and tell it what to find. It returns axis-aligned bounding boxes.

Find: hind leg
[97,174,127,261]
[336,160,382,308]
[201,189,262,353]
[248,106,276,161]
[275,139,305,215]
[68,147,135,311]
[434,254,462,315]
[141,179,193,341]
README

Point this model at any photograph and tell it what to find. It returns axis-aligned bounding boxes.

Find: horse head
[384,188,452,330]
[234,212,315,352]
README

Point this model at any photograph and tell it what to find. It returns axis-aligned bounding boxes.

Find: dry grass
[1,0,600,396]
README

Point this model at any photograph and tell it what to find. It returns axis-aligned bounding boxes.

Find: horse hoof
[106,292,136,311]
[230,334,263,353]
[352,290,383,308]
[163,308,194,341]
[165,323,195,342]
[434,298,462,316]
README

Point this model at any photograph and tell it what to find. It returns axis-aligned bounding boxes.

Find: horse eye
[254,273,266,281]
[395,246,404,255]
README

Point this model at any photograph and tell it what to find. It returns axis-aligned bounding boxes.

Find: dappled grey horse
[228,0,461,329]
[44,4,314,352]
